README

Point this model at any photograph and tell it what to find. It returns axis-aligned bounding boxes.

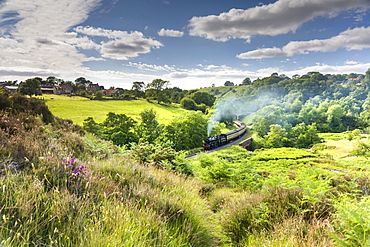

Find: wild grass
[0,154,222,246]
[40,94,188,125]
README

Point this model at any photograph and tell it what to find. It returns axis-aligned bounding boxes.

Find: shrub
[129,142,191,174]
[333,196,370,246]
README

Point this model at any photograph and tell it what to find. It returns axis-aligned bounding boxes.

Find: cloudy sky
[0,0,370,89]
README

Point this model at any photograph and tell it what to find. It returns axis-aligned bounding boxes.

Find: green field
[39,94,189,125]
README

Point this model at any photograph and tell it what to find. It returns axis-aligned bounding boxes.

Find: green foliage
[347,129,361,141]
[319,132,347,141]
[160,111,208,151]
[180,97,198,110]
[17,78,42,97]
[130,142,176,165]
[189,91,215,107]
[136,108,162,143]
[351,140,370,159]
[312,143,336,151]
[94,90,103,99]
[257,123,322,148]
[131,81,145,98]
[1,93,54,124]
[250,148,316,161]
[327,104,345,131]
[220,186,328,245]
[252,105,286,136]
[129,142,191,174]
[293,123,323,148]
[83,112,137,146]
[146,79,169,103]
[264,124,290,148]
[333,196,370,246]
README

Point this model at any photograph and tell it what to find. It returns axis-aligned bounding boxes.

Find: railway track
[185,130,249,159]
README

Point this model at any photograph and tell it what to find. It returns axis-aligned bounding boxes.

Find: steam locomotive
[203,121,247,150]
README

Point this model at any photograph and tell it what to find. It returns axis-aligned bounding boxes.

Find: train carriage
[203,121,247,150]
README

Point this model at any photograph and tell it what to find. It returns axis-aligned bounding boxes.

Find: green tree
[303,123,322,147]
[180,97,198,110]
[83,117,101,135]
[95,91,103,99]
[252,105,286,137]
[75,77,91,85]
[298,103,318,125]
[264,124,289,148]
[131,81,145,97]
[45,76,59,85]
[136,109,162,143]
[104,113,137,145]
[160,111,208,151]
[146,79,169,103]
[241,77,252,85]
[189,91,215,107]
[351,140,370,159]
[291,123,322,148]
[83,112,138,146]
[17,78,42,97]
[327,104,345,131]
[224,81,234,86]
[289,99,303,113]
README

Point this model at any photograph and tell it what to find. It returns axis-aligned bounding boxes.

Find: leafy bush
[83,112,138,146]
[220,186,333,245]
[312,143,336,151]
[251,148,316,161]
[333,196,370,246]
[129,142,192,174]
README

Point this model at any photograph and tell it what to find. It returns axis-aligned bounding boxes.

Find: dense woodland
[2,69,370,246]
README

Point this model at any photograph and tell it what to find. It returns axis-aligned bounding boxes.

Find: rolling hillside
[40,94,189,125]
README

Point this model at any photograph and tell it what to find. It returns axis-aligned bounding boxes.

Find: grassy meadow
[38,94,188,125]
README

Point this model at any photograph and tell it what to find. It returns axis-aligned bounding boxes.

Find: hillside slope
[40,94,188,125]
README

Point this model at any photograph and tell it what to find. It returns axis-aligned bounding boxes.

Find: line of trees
[10,77,216,112]
[83,109,208,151]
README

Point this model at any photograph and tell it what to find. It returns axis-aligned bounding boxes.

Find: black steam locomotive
[203,121,247,150]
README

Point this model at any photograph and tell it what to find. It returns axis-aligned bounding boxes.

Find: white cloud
[0,0,101,40]
[158,28,184,37]
[281,62,370,78]
[100,39,162,60]
[345,60,359,65]
[126,62,176,72]
[0,0,102,79]
[0,0,164,81]
[188,0,370,42]
[237,26,370,59]
[75,26,163,60]
[237,47,288,59]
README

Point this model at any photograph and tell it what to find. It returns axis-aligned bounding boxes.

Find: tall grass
[0,154,222,246]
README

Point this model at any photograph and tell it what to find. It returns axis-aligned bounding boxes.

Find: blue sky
[0,0,370,89]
